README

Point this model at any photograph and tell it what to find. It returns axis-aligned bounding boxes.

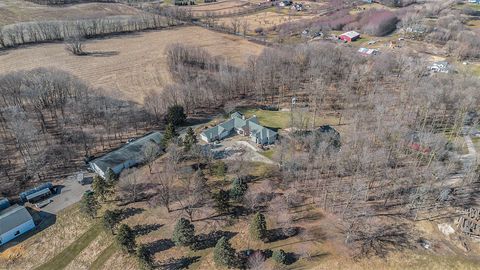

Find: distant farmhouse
[200,112,277,145]
[429,61,451,73]
[0,200,35,246]
[174,0,195,5]
[339,31,360,42]
[89,132,162,178]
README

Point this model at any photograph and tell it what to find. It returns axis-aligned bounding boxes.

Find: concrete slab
[41,173,92,214]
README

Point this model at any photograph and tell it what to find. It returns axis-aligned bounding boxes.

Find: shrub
[272,249,288,265]
[103,209,121,234]
[211,161,227,177]
[172,218,196,247]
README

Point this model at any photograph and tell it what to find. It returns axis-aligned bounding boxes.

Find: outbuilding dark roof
[90,132,163,173]
[0,205,34,235]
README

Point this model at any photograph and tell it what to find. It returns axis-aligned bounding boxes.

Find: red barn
[339,31,360,42]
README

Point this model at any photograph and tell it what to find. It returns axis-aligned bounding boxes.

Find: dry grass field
[0,0,142,26]
[0,26,264,104]
[217,11,314,32]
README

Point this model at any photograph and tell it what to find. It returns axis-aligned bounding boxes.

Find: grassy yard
[240,108,340,130]
[89,242,117,270]
[35,223,103,270]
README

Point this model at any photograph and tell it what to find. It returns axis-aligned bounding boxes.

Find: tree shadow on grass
[265,227,303,243]
[118,207,145,221]
[157,256,201,270]
[192,230,237,250]
[146,239,175,255]
[132,223,163,236]
[84,51,120,57]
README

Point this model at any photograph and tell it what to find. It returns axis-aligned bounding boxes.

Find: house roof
[89,132,162,174]
[340,31,360,39]
[201,113,276,141]
[0,205,33,235]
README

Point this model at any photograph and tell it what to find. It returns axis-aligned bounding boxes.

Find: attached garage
[0,205,35,246]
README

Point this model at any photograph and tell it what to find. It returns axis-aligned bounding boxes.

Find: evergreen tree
[172,218,196,247]
[230,178,248,201]
[211,161,227,177]
[183,127,197,152]
[116,224,136,253]
[272,249,288,265]
[103,209,121,234]
[161,122,178,149]
[105,168,118,185]
[249,212,267,240]
[80,191,99,219]
[136,244,153,270]
[166,105,187,126]
[213,189,231,214]
[92,175,108,201]
[213,236,237,268]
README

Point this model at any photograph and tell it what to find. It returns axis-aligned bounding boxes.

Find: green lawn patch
[241,109,292,129]
[240,108,340,130]
[35,223,102,270]
[261,149,275,159]
[89,242,117,270]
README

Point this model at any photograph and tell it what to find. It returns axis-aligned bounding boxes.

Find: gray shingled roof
[201,113,276,142]
[0,205,33,235]
[90,132,162,173]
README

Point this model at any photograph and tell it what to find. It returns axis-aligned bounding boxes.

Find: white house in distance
[200,112,277,145]
[0,203,35,246]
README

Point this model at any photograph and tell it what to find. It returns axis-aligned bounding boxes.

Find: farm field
[0,0,142,26]
[0,26,264,104]
[216,11,315,32]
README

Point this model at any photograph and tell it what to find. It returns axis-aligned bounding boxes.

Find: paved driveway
[41,173,92,214]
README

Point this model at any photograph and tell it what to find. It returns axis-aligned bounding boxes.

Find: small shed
[19,182,53,203]
[0,205,35,246]
[0,198,10,211]
[339,31,360,42]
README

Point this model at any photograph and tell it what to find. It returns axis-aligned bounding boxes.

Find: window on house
[14,231,20,236]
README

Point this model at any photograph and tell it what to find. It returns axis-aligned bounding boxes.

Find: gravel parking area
[40,172,93,214]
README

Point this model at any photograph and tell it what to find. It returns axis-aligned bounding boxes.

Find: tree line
[0,14,174,50]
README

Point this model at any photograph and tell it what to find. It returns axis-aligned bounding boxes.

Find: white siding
[0,219,35,245]
[200,134,210,143]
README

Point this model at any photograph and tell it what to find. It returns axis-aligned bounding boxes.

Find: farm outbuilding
[0,205,35,246]
[89,132,163,178]
[339,31,360,42]
[19,182,53,203]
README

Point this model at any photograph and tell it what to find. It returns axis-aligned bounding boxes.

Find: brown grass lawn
[0,26,264,104]
[0,0,142,27]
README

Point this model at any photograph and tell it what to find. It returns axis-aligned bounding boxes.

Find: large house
[0,203,35,246]
[89,132,163,178]
[200,112,277,145]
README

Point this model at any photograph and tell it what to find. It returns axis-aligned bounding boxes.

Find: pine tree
[116,224,136,253]
[166,105,186,126]
[136,244,153,270]
[103,209,121,234]
[249,212,267,241]
[80,191,99,219]
[172,218,195,247]
[161,122,178,149]
[92,175,108,201]
[230,178,248,201]
[105,168,118,186]
[183,127,197,152]
[213,236,237,268]
[213,189,231,214]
